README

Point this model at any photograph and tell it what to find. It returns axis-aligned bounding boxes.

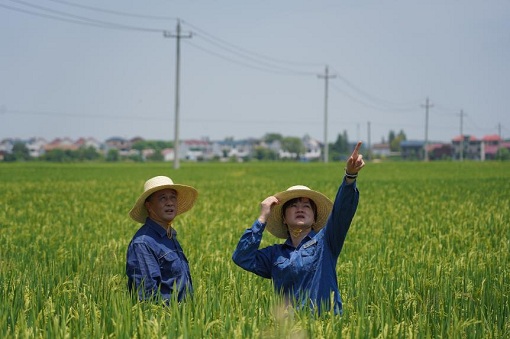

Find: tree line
[0,129,409,163]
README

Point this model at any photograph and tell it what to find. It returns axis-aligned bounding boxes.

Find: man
[126,175,198,303]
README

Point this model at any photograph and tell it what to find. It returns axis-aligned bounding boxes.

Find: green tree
[41,149,57,162]
[496,147,510,161]
[132,140,173,153]
[77,146,101,161]
[42,149,75,162]
[127,153,144,162]
[388,130,395,145]
[389,130,407,152]
[281,137,304,159]
[253,146,278,160]
[131,142,145,151]
[330,131,349,160]
[11,142,30,161]
[106,149,120,162]
[147,151,164,162]
[263,133,283,143]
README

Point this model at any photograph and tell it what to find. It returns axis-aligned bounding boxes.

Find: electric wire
[184,40,316,76]
[1,0,502,140]
[330,82,419,114]
[330,66,420,111]
[1,0,421,110]
[182,19,324,68]
[42,0,324,74]
[2,0,165,32]
[2,108,330,126]
[45,0,177,21]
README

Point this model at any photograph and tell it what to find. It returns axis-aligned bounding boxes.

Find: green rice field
[1,161,509,338]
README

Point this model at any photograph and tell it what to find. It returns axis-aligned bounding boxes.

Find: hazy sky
[1,0,509,144]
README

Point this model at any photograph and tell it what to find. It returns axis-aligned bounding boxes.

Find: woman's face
[283,197,316,228]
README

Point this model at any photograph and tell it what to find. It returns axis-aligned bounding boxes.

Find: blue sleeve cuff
[252,219,266,233]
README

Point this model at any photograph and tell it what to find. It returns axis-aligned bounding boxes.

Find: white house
[302,136,322,160]
[26,137,48,157]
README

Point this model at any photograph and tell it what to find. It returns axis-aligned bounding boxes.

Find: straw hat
[129,176,198,223]
[265,185,333,239]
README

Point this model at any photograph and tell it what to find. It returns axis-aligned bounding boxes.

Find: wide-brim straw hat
[265,185,333,239]
[129,176,198,223]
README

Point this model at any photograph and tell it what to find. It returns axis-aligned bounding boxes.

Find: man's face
[145,188,178,226]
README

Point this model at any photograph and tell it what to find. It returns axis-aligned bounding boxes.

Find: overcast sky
[1,0,509,144]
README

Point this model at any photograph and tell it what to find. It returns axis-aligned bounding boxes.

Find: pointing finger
[351,141,362,158]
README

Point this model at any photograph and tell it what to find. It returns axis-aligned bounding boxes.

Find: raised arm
[232,196,278,279]
[231,220,274,279]
[325,141,365,256]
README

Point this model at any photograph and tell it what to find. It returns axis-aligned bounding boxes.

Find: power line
[184,40,315,76]
[182,19,324,68]
[2,1,329,77]
[2,108,161,120]
[2,0,166,32]
[17,0,324,72]
[44,0,177,21]
[0,107,356,126]
[1,2,321,76]
[4,0,493,142]
[187,36,317,75]
[330,66,420,109]
[330,82,419,114]
[464,116,499,134]
[6,0,323,75]
[1,0,422,108]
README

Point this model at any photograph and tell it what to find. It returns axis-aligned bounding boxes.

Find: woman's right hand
[258,196,279,224]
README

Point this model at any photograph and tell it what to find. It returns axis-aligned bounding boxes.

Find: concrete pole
[164,20,192,169]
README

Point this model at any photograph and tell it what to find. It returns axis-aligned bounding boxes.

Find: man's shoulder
[131,225,161,243]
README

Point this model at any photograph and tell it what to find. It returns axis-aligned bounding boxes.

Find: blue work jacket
[126,218,192,303]
[232,179,359,314]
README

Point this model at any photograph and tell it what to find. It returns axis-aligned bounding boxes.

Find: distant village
[1,133,509,162]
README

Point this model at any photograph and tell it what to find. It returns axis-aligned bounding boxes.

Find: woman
[232,142,364,315]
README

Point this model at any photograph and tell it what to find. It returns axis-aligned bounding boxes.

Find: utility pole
[458,109,466,161]
[317,65,336,163]
[421,97,433,161]
[498,122,502,159]
[164,20,192,170]
[367,121,371,161]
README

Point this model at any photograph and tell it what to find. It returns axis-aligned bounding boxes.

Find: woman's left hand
[346,141,365,174]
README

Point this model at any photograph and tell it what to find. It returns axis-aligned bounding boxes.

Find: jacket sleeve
[324,177,359,257]
[232,220,273,279]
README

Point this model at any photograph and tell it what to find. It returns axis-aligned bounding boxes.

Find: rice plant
[0,161,508,338]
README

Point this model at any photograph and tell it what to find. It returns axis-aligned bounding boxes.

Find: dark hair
[282,197,317,221]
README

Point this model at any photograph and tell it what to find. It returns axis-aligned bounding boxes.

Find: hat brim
[129,184,198,223]
[265,188,333,239]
